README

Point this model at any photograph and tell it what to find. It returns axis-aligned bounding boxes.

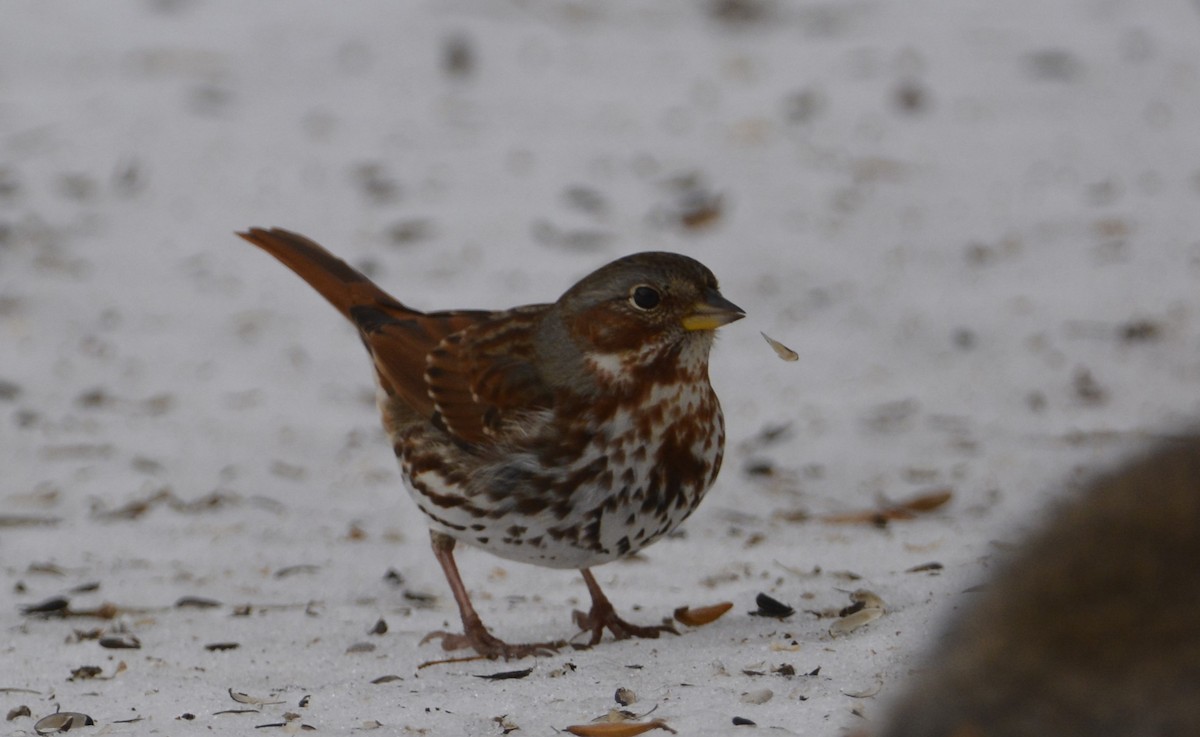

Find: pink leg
[421,532,563,659]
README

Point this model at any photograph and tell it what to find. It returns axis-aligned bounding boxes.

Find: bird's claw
[421,629,564,660]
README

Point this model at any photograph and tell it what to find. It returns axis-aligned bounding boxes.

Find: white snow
[3,0,1200,734]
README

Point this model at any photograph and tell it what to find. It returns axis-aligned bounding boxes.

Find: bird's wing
[422,305,556,444]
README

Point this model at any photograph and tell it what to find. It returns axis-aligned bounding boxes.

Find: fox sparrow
[238,228,744,658]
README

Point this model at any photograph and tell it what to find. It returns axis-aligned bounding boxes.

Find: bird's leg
[421,531,564,659]
[573,568,679,646]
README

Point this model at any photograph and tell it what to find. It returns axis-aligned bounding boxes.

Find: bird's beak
[681,289,746,332]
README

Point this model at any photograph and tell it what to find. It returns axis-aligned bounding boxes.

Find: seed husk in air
[760,332,799,362]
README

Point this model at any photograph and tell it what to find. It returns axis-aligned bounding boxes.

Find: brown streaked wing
[351,305,493,423]
[424,306,555,445]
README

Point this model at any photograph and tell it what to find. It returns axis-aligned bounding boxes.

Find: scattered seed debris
[176,596,222,608]
[1118,318,1162,342]
[474,667,533,681]
[830,607,883,637]
[40,443,115,462]
[845,589,885,611]
[749,593,795,619]
[548,662,577,678]
[732,716,756,726]
[346,642,376,654]
[90,487,240,520]
[34,712,94,735]
[382,568,405,586]
[369,618,388,635]
[27,562,68,576]
[229,688,285,706]
[68,666,103,681]
[442,32,475,77]
[403,590,438,607]
[254,721,316,730]
[98,634,140,649]
[205,642,240,652]
[298,695,311,708]
[673,601,733,627]
[905,561,943,573]
[760,332,799,362]
[274,564,320,579]
[20,596,69,616]
[822,488,953,526]
[0,515,60,528]
[740,688,773,705]
[370,675,403,684]
[1072,367,1107,404]
[7,705,31,720]
[614,687,637,706]
[842,680,884,698]
[564,718,675,736]
[743,459,775,477]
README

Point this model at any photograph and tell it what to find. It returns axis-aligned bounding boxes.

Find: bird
[876,433,1200,737]
[237,228,744,659]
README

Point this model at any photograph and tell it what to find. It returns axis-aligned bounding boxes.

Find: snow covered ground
[3,1,1200,734]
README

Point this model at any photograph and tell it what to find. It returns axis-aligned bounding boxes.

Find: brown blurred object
[877,434,1200,737]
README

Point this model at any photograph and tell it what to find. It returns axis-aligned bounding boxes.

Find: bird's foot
[572,602,679,646]
[421,628,564,660]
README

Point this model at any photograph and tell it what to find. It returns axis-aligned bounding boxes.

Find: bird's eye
[630,285,661,311]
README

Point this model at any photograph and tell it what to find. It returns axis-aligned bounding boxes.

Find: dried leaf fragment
[673,601,733,627]
[760,332,799,362]
[565,718,675,736]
